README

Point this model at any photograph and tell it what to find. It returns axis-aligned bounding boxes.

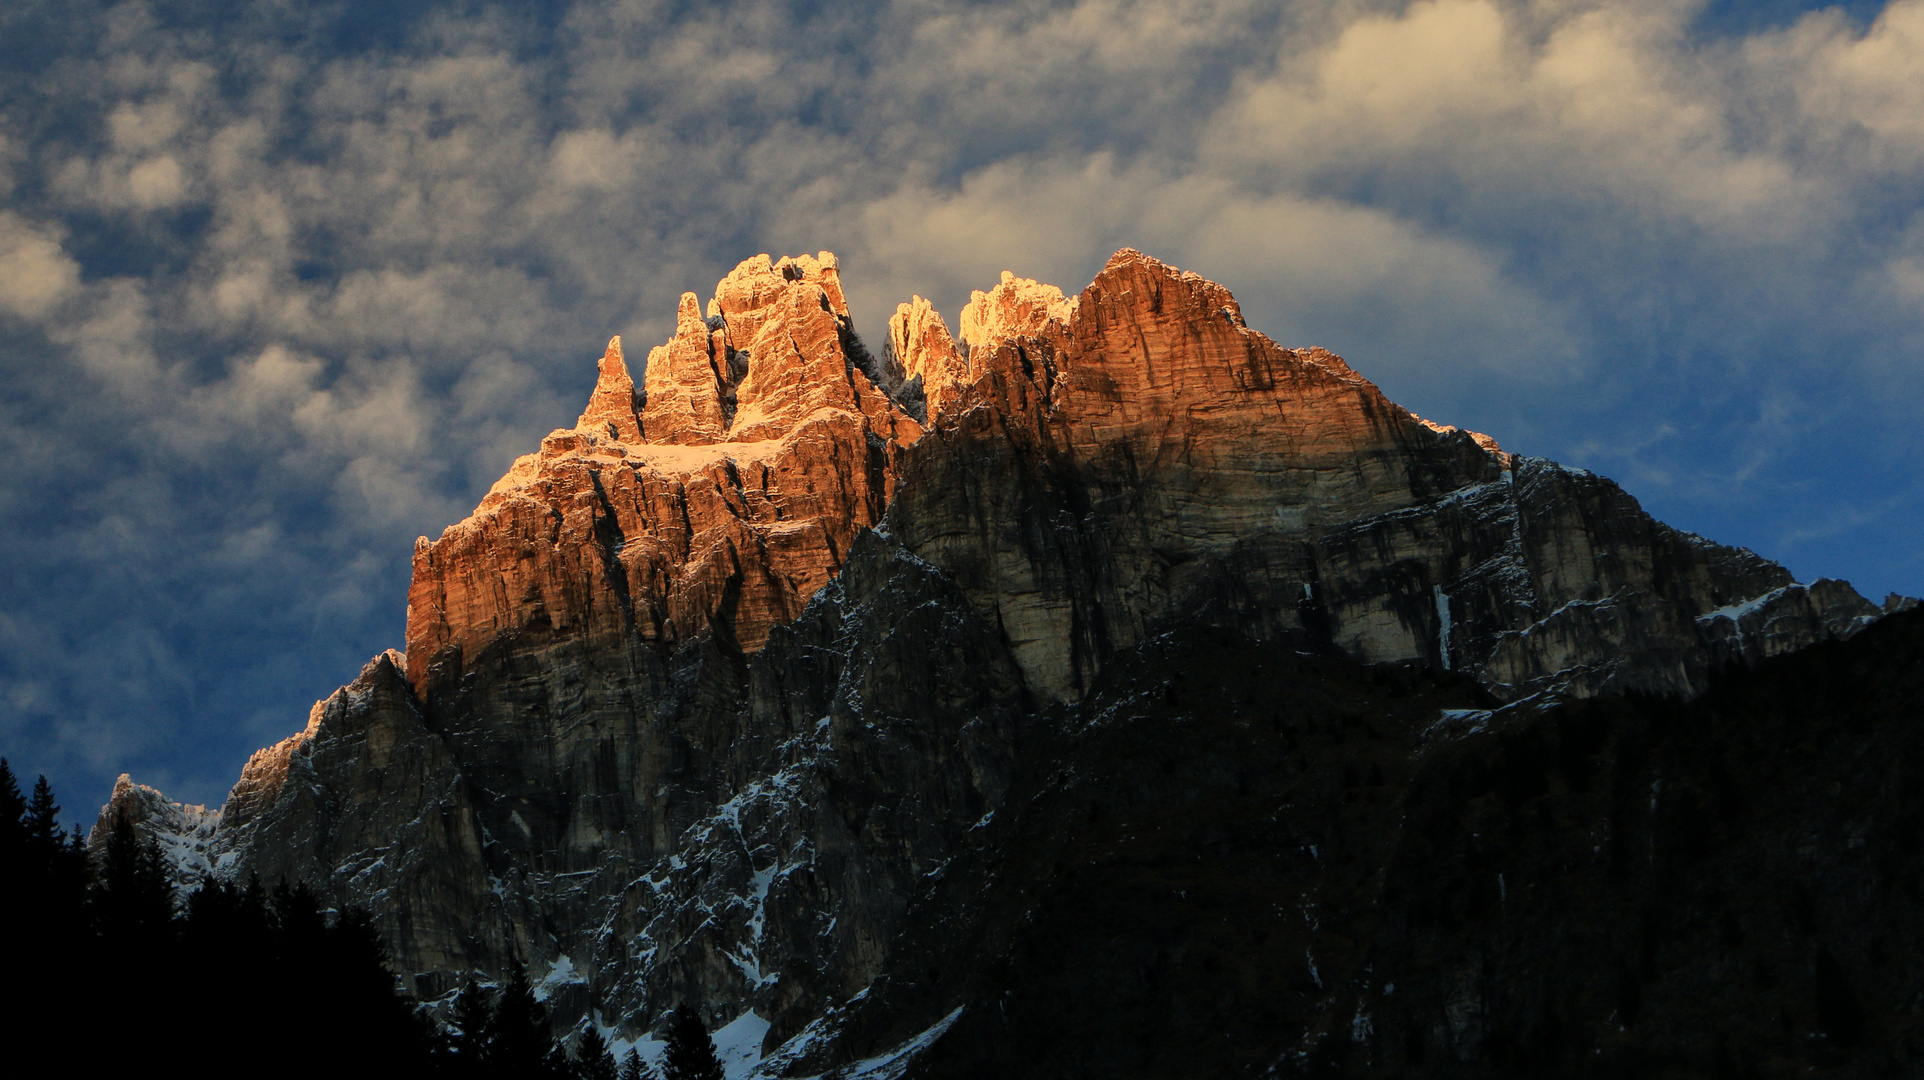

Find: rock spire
[575,336,642,442]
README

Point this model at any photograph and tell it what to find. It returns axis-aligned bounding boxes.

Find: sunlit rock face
[887,248,1874,702]
[405,251,922,690]
[114,250,1881,1057]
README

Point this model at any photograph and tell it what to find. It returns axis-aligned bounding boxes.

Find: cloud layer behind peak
[1,0,1920,811]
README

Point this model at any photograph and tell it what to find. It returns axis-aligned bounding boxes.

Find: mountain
[100,249,1908,1075]
[779,604,1924,1078]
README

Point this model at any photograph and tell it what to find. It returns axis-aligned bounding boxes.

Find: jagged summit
[405,251,922,689]
[90,773,224,889]
[577,336,641,442]
[407,247,1545,705]
[105,249,1888,1070]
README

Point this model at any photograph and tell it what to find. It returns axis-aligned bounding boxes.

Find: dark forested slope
[809,609,1924,1078]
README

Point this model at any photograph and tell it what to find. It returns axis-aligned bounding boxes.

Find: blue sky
[1,0,1920,814]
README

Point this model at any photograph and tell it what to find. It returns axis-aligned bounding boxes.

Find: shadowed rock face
[887,250,1873,703]
[800,610,1924,1080]
[107,250,1886,1058]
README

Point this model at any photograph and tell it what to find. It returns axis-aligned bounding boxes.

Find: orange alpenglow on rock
[407,246,1514,704]
[958,269,1076,357]
[575,336,642,442]
[888,295,968,421]
[404,245,1869,710]
[403,252,922,693]
[638,292,727,445]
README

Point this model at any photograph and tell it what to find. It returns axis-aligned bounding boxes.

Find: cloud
[826,154,1577,401]
[3,0,1923,812]
[0,213,82,319]
[1181,0,1924,487]
[1762,1,1924,168]
[1207,1,1924,318]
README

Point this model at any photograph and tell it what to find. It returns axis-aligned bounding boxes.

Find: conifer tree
[0,758,26,854]
[317,904,427,1060]
[573,1027,619,1080]
[660,1004,725,1080]
[0,759,27,935]
[451,976,497,1068]
[24,774,89,914]
[0,765,87,1051]
[24,774,60,849]
[76,801,175,1055]
[272,878,329,962]
[238,873,271,952]
[182,873,240,956]
[92,809,174,956]
[488,963,559,1077]
[618,1048,655,1080]
[0,766,440,1071]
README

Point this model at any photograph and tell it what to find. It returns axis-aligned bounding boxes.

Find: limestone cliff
[107,250,1886,1066]
[888,249,1872,702]
[406,251,920,689]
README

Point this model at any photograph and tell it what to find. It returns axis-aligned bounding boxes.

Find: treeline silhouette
[0,761,729,1079]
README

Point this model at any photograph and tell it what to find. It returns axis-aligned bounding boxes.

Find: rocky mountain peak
[958,268,1076,357]
[105,248,1895,1070]
[402,241,1885,772]
[403,253,925,693]
[90,773,224,889]
[637,291,729,444]
[887,295,966,423]
[576,335,642,442]
[711,252,849,335]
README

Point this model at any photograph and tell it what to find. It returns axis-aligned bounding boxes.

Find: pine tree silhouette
[573,1026,619,1080]
[2,765,90,1056]
[488,962,560,1077]
[181,873,263,1059]
[91,808,175,957]
[0,759,26,855]
[316,904,428,1061]
[450,976,497,1069]
[238,873,272,953]
[272,878,329,964]
[24,774,90,921]
[0,767,438,1071]
[24,774,60,849]
[660,1004,725,1080]
[93,806,177,1067]
[618,1048,656,1080]
[0,760,27,955]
